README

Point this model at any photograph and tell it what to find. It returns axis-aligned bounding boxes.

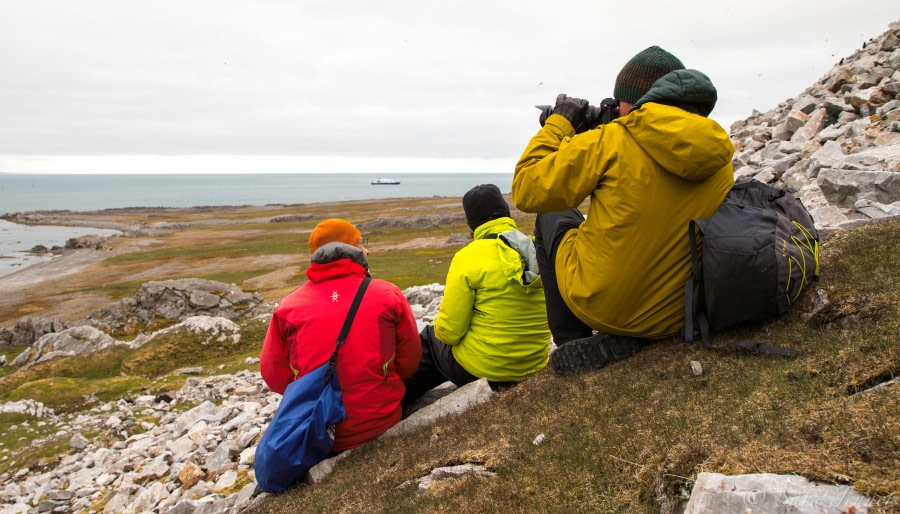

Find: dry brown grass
[253,220,899,513]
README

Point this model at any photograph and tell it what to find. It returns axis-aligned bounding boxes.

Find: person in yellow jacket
[512,46,734,374]
[402,184,551,408]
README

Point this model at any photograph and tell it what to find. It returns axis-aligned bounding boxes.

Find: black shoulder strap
[481,232,513,248]
[684,220,711,347]
[324,277,371,385]
[736,340,799,358]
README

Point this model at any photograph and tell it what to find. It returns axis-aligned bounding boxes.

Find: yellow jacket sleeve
[513,114,610,213]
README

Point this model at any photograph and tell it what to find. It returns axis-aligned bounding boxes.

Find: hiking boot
[550,333,645,375]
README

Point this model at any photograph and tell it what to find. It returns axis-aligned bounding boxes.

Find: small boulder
[684,472,873,513]
[70,433,90,450]
[189,290,221,310]
[690,361,703,376]
[11,326,125,367]
[417,464,496,492]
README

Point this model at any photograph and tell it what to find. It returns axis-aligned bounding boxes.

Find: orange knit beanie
[308,218,361,253]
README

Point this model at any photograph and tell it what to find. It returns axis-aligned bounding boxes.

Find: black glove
[553,94,589,131]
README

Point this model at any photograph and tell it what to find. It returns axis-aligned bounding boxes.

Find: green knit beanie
[613,46,685,104]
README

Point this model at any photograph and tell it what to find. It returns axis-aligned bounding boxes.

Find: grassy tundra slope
[0,198,896,511]
[256,219,899,513]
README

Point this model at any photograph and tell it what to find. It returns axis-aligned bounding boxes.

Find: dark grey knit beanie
[614,46,685,104]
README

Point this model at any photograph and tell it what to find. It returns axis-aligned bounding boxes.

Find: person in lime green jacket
[402,185,551,408]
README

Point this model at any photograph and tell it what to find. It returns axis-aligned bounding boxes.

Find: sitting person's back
[260,219,421,451]
[434,214,550,381]
[403,184,551,406]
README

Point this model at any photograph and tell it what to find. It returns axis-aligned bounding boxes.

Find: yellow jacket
[513,103,734,338]
[434,217,551,381]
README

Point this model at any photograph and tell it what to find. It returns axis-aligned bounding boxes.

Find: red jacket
[260,256,421,451]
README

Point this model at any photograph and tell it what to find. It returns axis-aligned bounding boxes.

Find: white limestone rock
[189,290,221,310]
[238,446,256,466]
[809,205,851,230]
[791,108,827,143]
[0,400,54,418]
[684,472,873,513]
[806,140,846,178]
[855,199,900,218]
[128,482,168,513]
[307,451,352,484]
[69,433,89,450]
[818,168,899,207]
[130,316,241,350]
[417,463,496,492]
[384,378,495,437]
[11,326,126,367]
[783,109,809,134]
[173,401,226,437]
[213,470,238,492]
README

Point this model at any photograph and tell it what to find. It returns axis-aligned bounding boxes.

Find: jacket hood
[311,241,368,269]
[616,77,734,183]
[306,242,369,282]
[632,69,718,116]
[474,217,541,287]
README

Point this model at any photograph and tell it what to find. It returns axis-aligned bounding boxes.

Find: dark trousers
[401,325,478,411]
[533,209,595,344]
[402,325,516,411]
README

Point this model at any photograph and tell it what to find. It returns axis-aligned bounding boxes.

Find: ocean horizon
[0,172,514,277]
[0,172,514,215]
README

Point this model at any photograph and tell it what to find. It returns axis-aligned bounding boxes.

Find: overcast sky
[0,2,896,174]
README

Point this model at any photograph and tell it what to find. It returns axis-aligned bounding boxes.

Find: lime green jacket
[513,82,734,338]
[433,217,551,382]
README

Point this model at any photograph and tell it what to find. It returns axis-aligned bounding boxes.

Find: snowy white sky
[0,1,896,174]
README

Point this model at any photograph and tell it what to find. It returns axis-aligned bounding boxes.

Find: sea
[0,172,513,277]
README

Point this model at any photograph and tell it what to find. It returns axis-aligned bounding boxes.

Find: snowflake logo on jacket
[331,291,340,303]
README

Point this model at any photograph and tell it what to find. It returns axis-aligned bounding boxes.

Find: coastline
[0,220,124,280]
[0,196,448,229]
[1,205,304,231]
[0,195,488,326]
[0,172,514,215]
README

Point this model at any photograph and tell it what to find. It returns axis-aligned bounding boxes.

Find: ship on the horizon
[371,177,401,185]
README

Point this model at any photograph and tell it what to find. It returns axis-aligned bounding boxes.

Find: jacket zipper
[382,354,395,381]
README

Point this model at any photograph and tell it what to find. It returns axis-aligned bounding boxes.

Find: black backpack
[683,178,820,356]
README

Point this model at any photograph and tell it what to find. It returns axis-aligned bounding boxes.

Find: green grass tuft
[0,435,71,478]
[102,235,306,266]
[121,319,266,378]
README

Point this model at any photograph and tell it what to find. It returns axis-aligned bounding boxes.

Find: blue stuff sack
[254,364,345,493]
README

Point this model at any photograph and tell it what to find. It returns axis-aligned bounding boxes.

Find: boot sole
[550,335,612,375]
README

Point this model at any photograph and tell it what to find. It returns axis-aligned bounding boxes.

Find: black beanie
[613,46,685,104]
[462,184,510,231]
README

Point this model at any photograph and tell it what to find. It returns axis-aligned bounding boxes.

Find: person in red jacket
[260,218,422,451]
